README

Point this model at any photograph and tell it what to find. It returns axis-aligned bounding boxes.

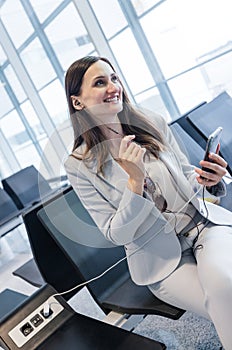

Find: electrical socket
[8,296,64,348]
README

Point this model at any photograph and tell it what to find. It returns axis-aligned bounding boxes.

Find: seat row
[0,165,67,237]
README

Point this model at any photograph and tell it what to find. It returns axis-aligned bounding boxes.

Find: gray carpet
[134,312,221,350]
[68,288,222,350]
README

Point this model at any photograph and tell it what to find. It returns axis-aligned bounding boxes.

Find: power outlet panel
[8,296,64,348]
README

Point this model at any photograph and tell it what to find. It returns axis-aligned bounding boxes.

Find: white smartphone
[201,126,223,176]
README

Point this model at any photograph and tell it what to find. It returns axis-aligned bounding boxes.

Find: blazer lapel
[160,151,195,200]
[76,153,128,208]
[96,157,129,204]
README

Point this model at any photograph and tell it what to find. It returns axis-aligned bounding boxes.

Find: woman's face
[73,60,123,119]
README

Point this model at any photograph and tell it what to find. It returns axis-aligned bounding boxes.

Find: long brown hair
[65,56,165,173]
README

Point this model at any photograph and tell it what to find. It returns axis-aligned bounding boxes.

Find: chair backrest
[169,123,205,167]
[0,188,20,225]
[170,101,207,149]
[2,165,52,209]
[36,187,129,310]
[186,91,232,174]
[22,187,82,300]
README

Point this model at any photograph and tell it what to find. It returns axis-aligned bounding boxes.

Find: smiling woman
[64,56,163,173]
[70,60,123,122]
[64,55,232,350]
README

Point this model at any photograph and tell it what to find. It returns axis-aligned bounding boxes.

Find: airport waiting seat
[185,91,232,175]
[0,188,23,237]
[0,289,27,321]
[169,123,205,167]
[169,101,207,150]
[22,186,184,321]
[2,165,57,210]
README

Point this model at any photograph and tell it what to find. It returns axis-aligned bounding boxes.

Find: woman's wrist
[127,177,144,195]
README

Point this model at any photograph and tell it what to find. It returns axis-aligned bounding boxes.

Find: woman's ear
[71,96,84,110]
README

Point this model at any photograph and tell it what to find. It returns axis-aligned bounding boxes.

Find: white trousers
[148,223,232,350]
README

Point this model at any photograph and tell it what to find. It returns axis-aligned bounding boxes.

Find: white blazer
[64,114,232,285]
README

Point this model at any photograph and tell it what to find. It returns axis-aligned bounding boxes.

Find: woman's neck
[96,114,123,139]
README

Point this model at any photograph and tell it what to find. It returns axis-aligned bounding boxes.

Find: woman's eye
[112,75,119,82]
[95,79,105,86]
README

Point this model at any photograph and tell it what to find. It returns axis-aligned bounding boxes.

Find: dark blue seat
[0,289,27,321]
[2,165,55,210]
[169,123,205,167]
[186,91,232,175]
[22,186,184,320]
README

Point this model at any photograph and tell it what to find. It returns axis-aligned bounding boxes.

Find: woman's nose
[107,81,118,92]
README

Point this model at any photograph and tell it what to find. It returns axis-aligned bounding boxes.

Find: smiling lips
[104,94,120,103]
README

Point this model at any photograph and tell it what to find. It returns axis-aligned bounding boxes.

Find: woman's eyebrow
[93,75,105,80]
[93,73,116,81]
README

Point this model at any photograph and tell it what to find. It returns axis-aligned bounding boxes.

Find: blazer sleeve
[64,156,160,246]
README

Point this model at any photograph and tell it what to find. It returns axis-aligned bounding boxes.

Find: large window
[20,38,57,90]
[0,82,13,118]
[45,2,95,70]
[39,79,68,126]
[4,64,27,103]
[110,28,154,95]
[30,0,64,23]
[90,0,127,38]
[0,110,41,169]
[20,100,46,140]
[139,0,232,111]
[0,135,14,180]
[1,0,34,48]
[131,0,161,16]
[0,43,7,65]
[0,0,232,180]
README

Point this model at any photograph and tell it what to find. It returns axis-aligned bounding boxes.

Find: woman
[64,56,232,349]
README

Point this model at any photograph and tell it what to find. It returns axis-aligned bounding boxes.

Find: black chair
[170,101,208,150]
[22,186,184,321]
[185,91,232,174]
[0,289,27,321]
[0,284,166,350]
[0,188,23,237]
[169,123,205,167]
[2,165,58,210]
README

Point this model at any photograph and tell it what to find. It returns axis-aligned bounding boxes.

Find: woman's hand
[117,135,146,195]
[195,153,227,187]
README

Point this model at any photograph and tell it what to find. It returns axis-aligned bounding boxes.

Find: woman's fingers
[123,142,142,159]
[119,135,144,160]
[195,153,227,186]
[208,153,227,168]
[118,135,135,157]
[117,135,146,180]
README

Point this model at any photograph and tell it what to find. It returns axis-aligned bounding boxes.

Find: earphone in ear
[73,99,85,110]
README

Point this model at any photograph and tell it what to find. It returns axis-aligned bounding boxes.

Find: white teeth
[105,96,118,102]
